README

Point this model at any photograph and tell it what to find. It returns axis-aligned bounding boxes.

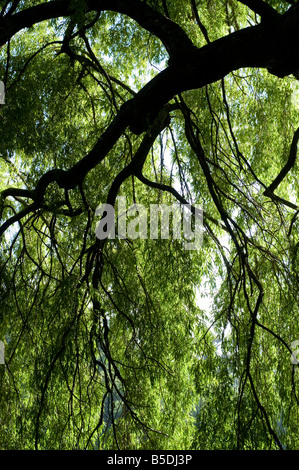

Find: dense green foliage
[0,0,299,450]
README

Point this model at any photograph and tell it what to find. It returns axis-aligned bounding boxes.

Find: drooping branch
[105,107,171,209]
[0,0,21,18]
[190,0,210,43]
[0,105,128,237]
[265,126,299,194]
[0,202,39,238]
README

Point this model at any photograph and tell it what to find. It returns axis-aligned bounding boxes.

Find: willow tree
[1,0,299,450]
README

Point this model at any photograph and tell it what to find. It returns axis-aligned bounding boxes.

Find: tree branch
[2,0,299,137]
[0,0,195,59]
[2,1,299,237]
[190,0,210,43]
[265,126,299,194]
[236,0,280,21]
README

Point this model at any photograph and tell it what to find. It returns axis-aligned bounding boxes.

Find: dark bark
[236,0,280,22]
[265,127,299,194]
[2,0,299,236]
[0,0,195,58]
[127,4,299,133]
[2,1,299,135]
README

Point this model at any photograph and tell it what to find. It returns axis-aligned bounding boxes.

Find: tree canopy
[1,0,299,451]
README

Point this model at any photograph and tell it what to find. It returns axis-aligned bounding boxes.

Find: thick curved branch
[236,0,280,22]
[0,0,195,59]
[2,1,299,237]
[1,0,299,137]
[124,3,299,133]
